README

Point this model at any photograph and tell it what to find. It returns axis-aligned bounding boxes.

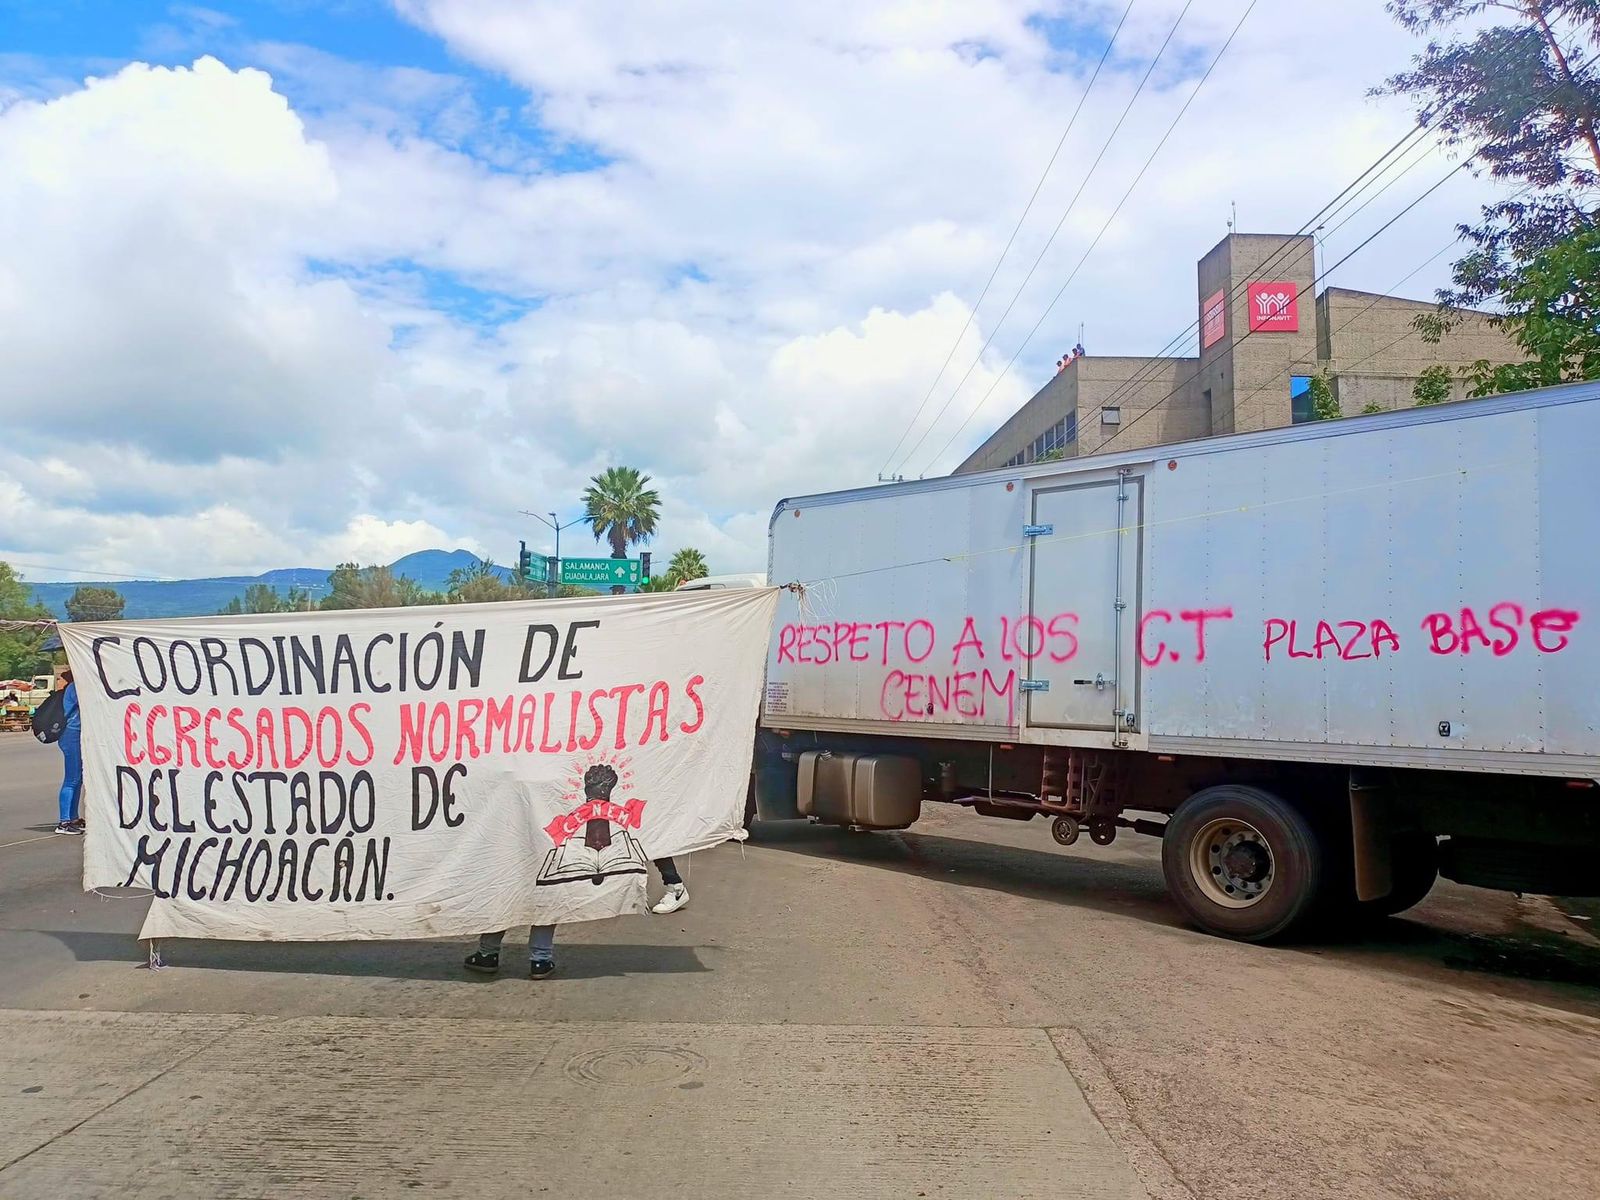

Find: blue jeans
[57,733,82,824]
[480,926,555,963]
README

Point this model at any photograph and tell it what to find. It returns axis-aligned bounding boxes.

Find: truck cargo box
[764,382,1600,779]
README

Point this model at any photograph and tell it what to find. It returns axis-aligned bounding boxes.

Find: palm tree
[582,467,661,591]
[666,547,709,587]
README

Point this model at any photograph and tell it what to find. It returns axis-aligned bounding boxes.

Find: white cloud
[0,3,1522,588]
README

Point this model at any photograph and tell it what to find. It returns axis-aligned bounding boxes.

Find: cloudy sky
[0,0,1513,584]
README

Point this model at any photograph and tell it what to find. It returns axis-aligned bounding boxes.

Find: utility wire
[888,0,1201,477]
[876,0,1140,478]
[1059,125,1438,437]
[1082,157,1474,454]
[919,0,1263,474]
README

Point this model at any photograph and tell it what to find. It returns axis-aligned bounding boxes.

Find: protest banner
[59,588,779,941]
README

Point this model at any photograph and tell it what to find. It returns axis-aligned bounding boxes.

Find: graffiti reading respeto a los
[777,601,1583,725]
[61,591,778,943]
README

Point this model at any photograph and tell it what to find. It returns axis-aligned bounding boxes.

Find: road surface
[1,734,1596,1199]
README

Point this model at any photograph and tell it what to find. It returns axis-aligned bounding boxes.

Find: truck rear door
[1026,469,1143,733]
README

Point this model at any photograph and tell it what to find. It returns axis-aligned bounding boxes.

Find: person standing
[54,669,83,836]
[465,926,556,978]
[651,857,688,914]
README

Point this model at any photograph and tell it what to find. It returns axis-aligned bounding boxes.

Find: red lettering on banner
[679,674,706,735]
[545,797,648,848]
[124,704,143,765]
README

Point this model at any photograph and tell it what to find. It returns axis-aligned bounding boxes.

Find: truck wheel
[1358,833,1439,918]
[1162,785,1323,942]
[1051,815,1080,846]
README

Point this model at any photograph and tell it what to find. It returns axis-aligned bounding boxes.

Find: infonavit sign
[1246,281,1299,332]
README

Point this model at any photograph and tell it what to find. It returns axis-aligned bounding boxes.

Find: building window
[1101,406,1120,426]
[1290,375,1313,423]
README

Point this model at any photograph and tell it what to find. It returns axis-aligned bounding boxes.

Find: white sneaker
[651,883,688,914]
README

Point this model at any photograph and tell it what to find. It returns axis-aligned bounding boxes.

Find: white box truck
[752,381,1600,940]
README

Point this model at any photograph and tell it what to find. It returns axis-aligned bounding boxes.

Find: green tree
[1464,223,1600,394]
[319,563,439,610]
[1307,371,1341,420]
[446,558,532,604]
[0,561,54,678]
[1360,401,1387,414]
[1412,364,1456,405]
[219,583,295,615]
[638,576,680,593]
[64,585,125,622]
[666,547,709,587]
[582,466,661,594]
[1380,1,1600,311]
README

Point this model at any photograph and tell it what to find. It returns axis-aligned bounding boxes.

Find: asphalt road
[1,734,1597,1199]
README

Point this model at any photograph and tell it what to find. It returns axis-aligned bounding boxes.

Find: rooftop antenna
[1228,200,1236,232]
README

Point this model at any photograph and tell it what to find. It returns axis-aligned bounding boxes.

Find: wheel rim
[1189,817,1275,909]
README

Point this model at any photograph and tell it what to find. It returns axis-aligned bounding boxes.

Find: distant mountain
[27,549,510,619]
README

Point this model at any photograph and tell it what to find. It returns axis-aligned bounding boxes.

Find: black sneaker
[53,821,82,836]
[463,950,500,974]
[530,959,556,979]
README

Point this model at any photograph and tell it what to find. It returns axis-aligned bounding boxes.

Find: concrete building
[957,231,1520,473]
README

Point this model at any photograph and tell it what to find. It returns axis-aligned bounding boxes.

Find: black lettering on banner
[124,835,171,896]
[132,637,169,693]
[412,630,445,690]
[358,837,392,901]
[199,638,239,694]
[116,766,145,829]
[363,634,394,693]
[329,634,361,694]
[94,636,138,700]
[267,841,299,902]
[441,763,466,828]
[332,838,355,901]
[348,772,375,833]
[243,841,274,901]
[202,770,229,835]
[290,636,326,695]
[412,767,442,829]
[519,624,559,682]
[239,638,276,696]
[288,773,315,835]
[186,838,218,901]
[559,620,600,680]
[213,837,249,901]
[301,838,330,901]
[169,640,204,695]
[449,629,485,689]
[318,773,348,835]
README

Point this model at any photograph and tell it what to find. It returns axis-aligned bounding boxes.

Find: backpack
[30,689,66,745]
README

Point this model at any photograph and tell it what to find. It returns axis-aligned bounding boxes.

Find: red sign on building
[1201,288,1226,350]
[1247,281,1299,332]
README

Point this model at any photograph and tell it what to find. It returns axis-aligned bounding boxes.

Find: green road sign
[559,556,642,590]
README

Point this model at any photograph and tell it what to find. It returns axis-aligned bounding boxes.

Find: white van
[675,572,767,591]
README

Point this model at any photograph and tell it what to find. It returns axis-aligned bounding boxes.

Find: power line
[1,560,181,582]
[1062,125,1437,437]
[876,0,1140,479]
[888,0,1201,477]
[1081,157,1475,453]
[918,0,1263,474]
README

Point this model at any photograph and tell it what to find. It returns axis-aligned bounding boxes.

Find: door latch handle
[1072,673,1113,690]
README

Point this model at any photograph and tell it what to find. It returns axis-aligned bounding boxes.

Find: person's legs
[651,857,689,914]
[529,925,556,978]
[56,737,83,831]
[464,930,507,972]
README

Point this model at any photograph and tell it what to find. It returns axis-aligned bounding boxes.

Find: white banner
[61,588,778,941]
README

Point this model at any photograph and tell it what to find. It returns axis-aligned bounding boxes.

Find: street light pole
[521,510,587,598]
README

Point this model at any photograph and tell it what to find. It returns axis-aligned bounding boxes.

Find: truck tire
[1358,833,1439,918]
[1162,785,1323,943]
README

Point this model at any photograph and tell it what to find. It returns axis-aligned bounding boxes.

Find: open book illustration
[536,826,650,887]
